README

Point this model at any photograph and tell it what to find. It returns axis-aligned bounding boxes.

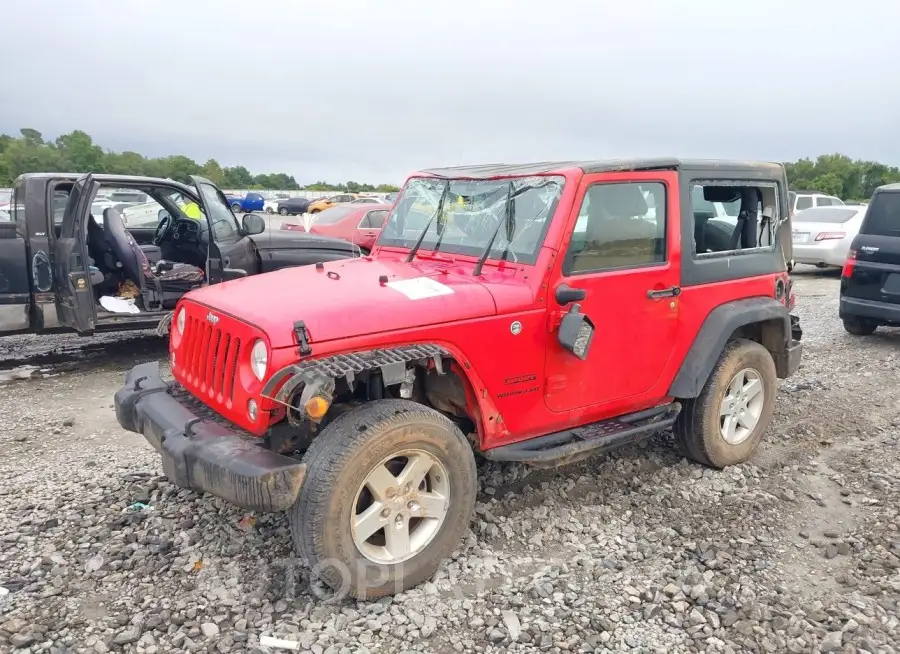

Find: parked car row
[282,203,389,252]
[789,190,844,214]
[263,193,393,216]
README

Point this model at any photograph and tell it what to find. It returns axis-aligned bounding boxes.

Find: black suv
[840,183,900,335]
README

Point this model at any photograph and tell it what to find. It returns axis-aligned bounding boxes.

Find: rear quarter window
[795,196,813,211]
[793,207,859,224]
[860,192,900,237]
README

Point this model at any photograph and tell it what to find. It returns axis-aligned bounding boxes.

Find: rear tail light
[842,250,857,278]
[815,231,846,241]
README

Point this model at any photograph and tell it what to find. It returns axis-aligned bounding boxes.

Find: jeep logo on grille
[206,312,219,325]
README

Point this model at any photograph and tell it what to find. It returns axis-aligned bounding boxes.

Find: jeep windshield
[379,175,565,264]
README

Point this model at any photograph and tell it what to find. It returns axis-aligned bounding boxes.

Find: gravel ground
[2,269,900,654]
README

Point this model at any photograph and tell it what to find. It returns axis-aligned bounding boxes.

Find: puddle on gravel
[0,365,46,383]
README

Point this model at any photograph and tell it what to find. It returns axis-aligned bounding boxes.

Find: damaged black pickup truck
[0,173,360,336]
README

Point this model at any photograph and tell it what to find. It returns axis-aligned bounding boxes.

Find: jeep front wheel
[674,338,776,469]
[290,399,477,598]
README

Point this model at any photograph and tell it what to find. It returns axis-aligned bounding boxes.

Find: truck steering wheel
[153,214,173,245]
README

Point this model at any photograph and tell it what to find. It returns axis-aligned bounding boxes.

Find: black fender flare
[668,297,790,398]
[261,343,451,406]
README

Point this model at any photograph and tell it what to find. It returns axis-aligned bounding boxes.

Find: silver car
[791,205,867,267]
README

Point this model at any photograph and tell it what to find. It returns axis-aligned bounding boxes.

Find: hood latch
[293,321,312,356]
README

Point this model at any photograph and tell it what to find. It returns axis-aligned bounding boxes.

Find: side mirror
[242,213,265,235]
[557,304,595,360]
[555,283,586,306]
[223,268,249,281]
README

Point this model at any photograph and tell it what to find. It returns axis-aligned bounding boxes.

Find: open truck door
[54,174,99,333]
[189,175,259,282]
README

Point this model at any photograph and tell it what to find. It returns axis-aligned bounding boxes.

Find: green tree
[305,181,344,191]
[0,126,320,189]
[200,158,227,186]
[223,165,253,188]
[55,130,105,172]
[19,128,44,146]
[808,172,843,197]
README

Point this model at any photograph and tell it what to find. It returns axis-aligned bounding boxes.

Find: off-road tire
[842,317,877,336]
[290,399,477,599]
[674,338,777,469]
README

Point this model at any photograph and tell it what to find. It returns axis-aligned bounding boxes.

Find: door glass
[197,183,241,239]
[565,182,666,274]
[366,210,388,228]
[816,197,832,207]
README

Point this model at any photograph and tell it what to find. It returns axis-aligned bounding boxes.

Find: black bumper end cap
[114,362,306,513]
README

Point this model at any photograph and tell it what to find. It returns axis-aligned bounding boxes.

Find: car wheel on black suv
[674,338,777,469]
[842,317,877,336]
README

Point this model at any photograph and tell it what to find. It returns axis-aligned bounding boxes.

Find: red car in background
[281,203,390,253]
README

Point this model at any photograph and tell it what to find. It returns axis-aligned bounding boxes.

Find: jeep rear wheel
[842,317,877,336]
[674,338,776,469]
[290,399,476,599]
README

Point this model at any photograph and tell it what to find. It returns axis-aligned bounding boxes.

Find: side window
[690,182,776,256]
[564,182,666,275]
[795,195,813,211]
[816,196,832,207]
[11,183,24,226]
[361,210,388,229]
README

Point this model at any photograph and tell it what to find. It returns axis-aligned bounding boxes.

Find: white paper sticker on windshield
[386,277,454,300]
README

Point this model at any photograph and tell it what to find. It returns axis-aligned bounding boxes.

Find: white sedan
[791,205,866,268]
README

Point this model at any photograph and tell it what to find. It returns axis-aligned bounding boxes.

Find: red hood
[183,257,501,348]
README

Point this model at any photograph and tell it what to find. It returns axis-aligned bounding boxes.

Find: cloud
[2,0,898,185]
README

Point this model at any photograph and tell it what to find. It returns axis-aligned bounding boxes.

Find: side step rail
[483,402,681,467]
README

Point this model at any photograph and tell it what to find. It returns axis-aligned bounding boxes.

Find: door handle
[647,286,681,299]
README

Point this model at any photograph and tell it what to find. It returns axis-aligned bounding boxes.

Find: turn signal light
[842,250,857,278]
[305,396,330,420]
[815,231,846,241]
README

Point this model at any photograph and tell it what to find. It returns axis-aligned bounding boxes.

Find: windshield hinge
[293,321,312,356]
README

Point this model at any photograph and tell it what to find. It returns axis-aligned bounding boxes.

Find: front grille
[180,315,242,408]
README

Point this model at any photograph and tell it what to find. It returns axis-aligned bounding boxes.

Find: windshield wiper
[406,181,450,263]
[472,180,554,276]
[473,181,514,276]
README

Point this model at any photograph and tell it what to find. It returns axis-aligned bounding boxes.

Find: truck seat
[102,207,204,308]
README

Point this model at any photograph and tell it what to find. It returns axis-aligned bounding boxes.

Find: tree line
[783,154,900,202]
[1,128,897,199]
[0,128,400,192]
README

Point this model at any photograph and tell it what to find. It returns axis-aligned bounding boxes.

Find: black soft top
[419,158,785,180]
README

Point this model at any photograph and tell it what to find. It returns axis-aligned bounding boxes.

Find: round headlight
[175,307,186,334]
[250,339,268,382]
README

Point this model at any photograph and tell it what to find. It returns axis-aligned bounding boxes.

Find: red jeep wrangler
[115,158,802,597]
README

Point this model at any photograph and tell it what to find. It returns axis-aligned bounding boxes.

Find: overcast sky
[2,0,897,185]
